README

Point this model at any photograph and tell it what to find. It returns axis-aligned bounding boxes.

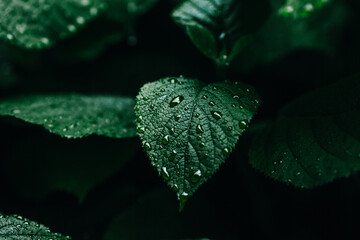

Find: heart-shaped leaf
[0,0,107,49]
[278,0,332,18]
[171,0,269,66]
[135,77,260,210]
[0,94,136,139]
[249,75,360,188]
[0,212,70,239]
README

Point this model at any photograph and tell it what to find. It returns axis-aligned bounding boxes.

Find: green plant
[0,0,359,239]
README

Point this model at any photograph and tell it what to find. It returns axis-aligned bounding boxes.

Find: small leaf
[0,212,71,239]
[0,94,136,139]
[135,77,260,209]
[232,0,348,72]
[250,75,360,188]
[172,0,269,66]
[278,0,332,18]
[0,0,107,49]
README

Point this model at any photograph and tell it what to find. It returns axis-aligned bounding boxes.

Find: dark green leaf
[0,212,70,240]
[135,77,260,209]
[172,0,269,66]
[2,134,136,201]
[250,75,360,188]
[0,0,107,49]
[232,0,348,72]
[277,0,332,18]
[0,94,136,139]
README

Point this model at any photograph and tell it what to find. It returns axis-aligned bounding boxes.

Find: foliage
[0,0,359,239]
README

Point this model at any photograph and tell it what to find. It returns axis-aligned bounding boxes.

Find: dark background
[1,1,360,239]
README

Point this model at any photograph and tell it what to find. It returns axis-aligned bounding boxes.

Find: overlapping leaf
[135,77,260,209]
[172,0,269,66]
[0,212,70,240]
[250,75,360,188]
[0,94,136,139]
[0,0,107,49]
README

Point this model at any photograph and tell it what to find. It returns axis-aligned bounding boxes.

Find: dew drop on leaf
[170,96,184,108]
[137,126,145,133]
[196,124,204,134]
[162,135,170,145]
[209,101,216,106]
[161,167,170,181]
[144,142,152,151]
[239,120,248,129]
[191,170,202,183]
[211,111,222,120]
[222,147,230,156]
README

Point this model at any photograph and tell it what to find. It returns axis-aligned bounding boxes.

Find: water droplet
[209,101,216,106]
[173,184,179,192]
[162,135,170,145]
[170,127,175,134]
[213,86,218,91]
[239,120,248,129]
[160,88,165,92]
[219,32,226,40]
[137,126,145,133]
[211,111,222,120]
[170,96,184,108]
[227,126,233,131]
[76,16,85,25]
[296,172,301,176]
[89,7,98,16]
[150,104,155,109]
[233,95,239,99]
[191,170,202,183]
[67,24,76,32]
[144,142,152,151]
[285,5,294,13]
[222,147,230,156]
[199,142,205,148]
[169,150,177,161]
[6,34,13,40]
[40,37,49,45]
[195,113,200,118]
[12,109,21,114]
[81,0,90,6]
[304,3,314,11]
[231,104,236,108]
[174,115,181,121]
[161,167,170,181]
[196,124,204,134]
[201,95,208,100]
[137,116,143,123]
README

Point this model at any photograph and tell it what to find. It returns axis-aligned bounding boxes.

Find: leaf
[1,132,137,201]
[135,77,260,210]
[171,0,269,66]
[0,94,136,139]
[278,0,332,18]
[231,0,348,72]
[0,212,70,240]
[249,75,360,188]
[0,0,107,49]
